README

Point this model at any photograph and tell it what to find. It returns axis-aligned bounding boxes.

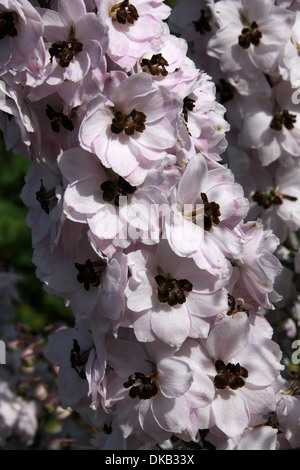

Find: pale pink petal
[88,206,122,239]
[58,147,103,183]
[152,394,190,434]
[187,289,228,318]
[236,339,284,386]
[158,357,193,398]
[177,155,207,205]
[59,0,87,23]
[105,339,150,377]
[132,310,157,343]
[150,303,191,347]
[105,136,139,176]
[137,119,177,151]
[237,426,278,450]
[185,368,215,408]
[64,50,90,82]
[188,315,211,339]
[118,398,140,439]
[125,277,155,312]
[212,389,250,438]
[138,400,171,442]
[58,367,88,407]
[240,386,276,417]
[111,73,152,112]
[63,176,104,215]
[206,312,250,362]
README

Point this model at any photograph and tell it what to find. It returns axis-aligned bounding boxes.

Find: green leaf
[164,0,178,9]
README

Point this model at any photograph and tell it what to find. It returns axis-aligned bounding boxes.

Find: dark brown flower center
[110,0,139,25]
[201,192,221,231]
[252,189,297,209]
[0,12,18,39]
[155,273,193,307]
[140,53,169,77]
[100,176,137,207]
[37,0,54,8]
[75,258,107,291]
[123,363,158,400]
[49,26,83,68]
[70,339,90,380]
[214,359,248,390]
[36,179,58,214]
[111,109,146,136]
[227,294,249,316]
[270,109,297,131]
[183,96,195,123]
[238,21,262,49]
[282,371,300,396]
[216,79,235,105]
[45,104,74,133]
[193,9,211,35]
[103,422,113,434]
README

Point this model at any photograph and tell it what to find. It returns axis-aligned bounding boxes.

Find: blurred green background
[0,133,73,331]
[166,0,177,7]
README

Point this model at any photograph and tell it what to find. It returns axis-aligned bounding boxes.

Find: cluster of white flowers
[0,0,299,450]
[170,0,300,449]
